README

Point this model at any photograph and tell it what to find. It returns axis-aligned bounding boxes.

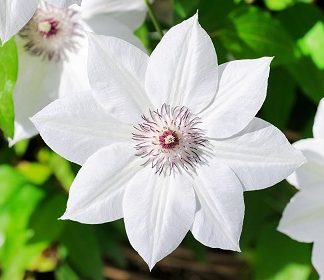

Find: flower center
[38,19,59,37]
[19,1,83,62]
[159,130,179,149]
[133,104,207,175]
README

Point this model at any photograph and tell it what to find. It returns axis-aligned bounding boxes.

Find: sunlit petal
[123,169,196,269]
[61,143,141,223]
[145,14,218,112]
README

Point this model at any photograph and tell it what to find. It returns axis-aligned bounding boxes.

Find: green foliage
[0,39,17,138]
[0,166,46,279]
[254,223,312,280]
[61,223,104,280]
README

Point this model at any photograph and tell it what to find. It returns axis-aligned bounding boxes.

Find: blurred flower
[32,14,305,269]
[9,0,148,145]
[0,0,81,44]
[278,99,324,280]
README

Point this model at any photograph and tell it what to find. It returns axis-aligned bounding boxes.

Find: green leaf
[264,0,295,11]
[219,6,296,65]
[55,263,79,280]
[278,4,323,44]
[61,223,103,280]
[0,39,18,138]
[262,68,296,129]
[28,194,66,244]
[286,57,324,103]
[37,148,76,191]
[253,223,312,280]
[174,0,200,19]
[298,21,324,70]
[199,0,236,32]
[0,165,46,280]
[16,162,52,185]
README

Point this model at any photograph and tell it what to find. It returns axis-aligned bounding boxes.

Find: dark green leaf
[61,223,103,280]
[286,57,324,103]
[262,68,296,129]
[29,194,66,244]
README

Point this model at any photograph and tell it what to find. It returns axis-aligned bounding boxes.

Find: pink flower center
[159,130,179,149]
[38,19,59,38]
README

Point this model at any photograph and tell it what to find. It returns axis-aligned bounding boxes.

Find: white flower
[278,98,324,280]
[9,0,148,145]
[0,0,81,44]
[32,14,305,269]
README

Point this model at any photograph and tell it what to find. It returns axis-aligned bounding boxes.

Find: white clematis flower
[9,0,148,145]
[278,98,324,280]
[0,0,81,44]
[32,14,305,269]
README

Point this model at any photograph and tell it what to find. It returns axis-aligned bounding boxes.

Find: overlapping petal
[10,42,63,146]
[87,33,151,123]
[61,143,141,224]
[0,0,38,43]
[191,163,244,251]
[31,90,133,165]
[145,14,218,112]
[81,0,147,30]
[278,187,324,243]
[287,139,324,189]
[211,118,305,191]
[59,35,91,94]
[84,15,144,50]
[200,57,272,139]
[123,169,196,269]
[313,98,324,139]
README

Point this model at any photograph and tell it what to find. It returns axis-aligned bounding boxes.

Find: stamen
[133,104,208,176]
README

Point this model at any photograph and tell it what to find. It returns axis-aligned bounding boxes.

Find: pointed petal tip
[59,212,71,221]
[148,263,155,272]
[260,56,274,65]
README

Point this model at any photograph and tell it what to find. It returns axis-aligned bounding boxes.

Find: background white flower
[0,0,81,44]
[32,15,305,269]
[9,0,149,145]
[278,98,324,280]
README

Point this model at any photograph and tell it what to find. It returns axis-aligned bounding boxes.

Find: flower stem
[144,0,164,39]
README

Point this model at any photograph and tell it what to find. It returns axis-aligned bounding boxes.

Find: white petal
[0,0,37,43]
[83,15,144,50]
[313,240,324,280]
[278,188,324,243]
[145,14,218,112]
[59,35,91,95]
[287,139,324,190]
[10,41,63,145]
[191,163,244,251]
[201,57,273,139]
[87,32,151,123]
[61,143,141,224]
[211,118,306,191]
[31,90,133,165]
[81,0,147,30]
[313,98,324,139]
[45,0,82,7]
[123,169,196,269]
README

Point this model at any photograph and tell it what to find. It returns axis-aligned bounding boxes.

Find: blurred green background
[0,0,323,279]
